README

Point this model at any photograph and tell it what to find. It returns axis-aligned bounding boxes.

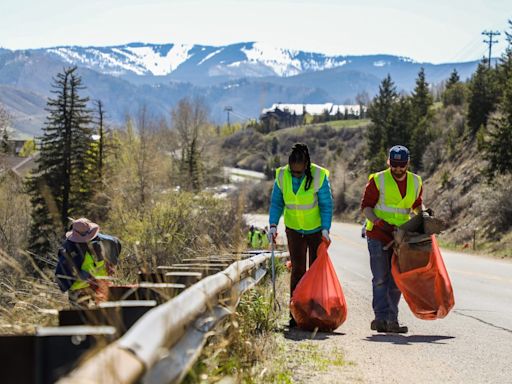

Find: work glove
[87,277,99,289]
[423,208,434,217]
[374,219,396,234]
[268,226,278,243]
[321,229,330,242]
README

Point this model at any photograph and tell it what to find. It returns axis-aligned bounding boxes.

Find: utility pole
[224,106,233,128]
[482,30,501,68]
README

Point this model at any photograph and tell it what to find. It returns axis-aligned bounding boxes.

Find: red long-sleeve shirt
[361,174,423,243]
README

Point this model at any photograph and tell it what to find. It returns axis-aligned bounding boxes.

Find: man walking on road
[361,145,423,333]
[268,142,333,328]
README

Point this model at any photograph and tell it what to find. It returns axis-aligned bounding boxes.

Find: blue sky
[1,0,510,63]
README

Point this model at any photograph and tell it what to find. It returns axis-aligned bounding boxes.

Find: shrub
[107,191,244,270]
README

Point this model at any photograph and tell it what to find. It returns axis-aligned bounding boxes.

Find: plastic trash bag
[391,235,455,320]
[290,239,347,331]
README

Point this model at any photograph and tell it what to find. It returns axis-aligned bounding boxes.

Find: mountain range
[0,42,482,136]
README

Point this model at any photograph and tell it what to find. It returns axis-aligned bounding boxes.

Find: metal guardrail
[58,250,287,384]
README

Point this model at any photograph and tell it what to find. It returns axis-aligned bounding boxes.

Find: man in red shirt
[361,145,424,333]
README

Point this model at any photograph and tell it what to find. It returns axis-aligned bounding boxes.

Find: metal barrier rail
[58,250,287,384]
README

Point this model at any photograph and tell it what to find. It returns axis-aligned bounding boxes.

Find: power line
[482,30,501,68]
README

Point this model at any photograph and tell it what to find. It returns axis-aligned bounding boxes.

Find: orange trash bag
[391,235,455,320]
[290,239,347,331]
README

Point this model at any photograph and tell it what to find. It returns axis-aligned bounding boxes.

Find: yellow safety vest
[276,163,328,231]
[69,250,108,291]
[366,169,422,231]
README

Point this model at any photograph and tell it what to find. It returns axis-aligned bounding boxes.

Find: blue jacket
[269,172,333,234]
[55,233,121,292]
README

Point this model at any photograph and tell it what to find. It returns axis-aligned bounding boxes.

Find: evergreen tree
[409,68,434,169]
[28,67,94,257]
[442,69,466,107]
[485,76,512,178]
[411,67,433,119]
[497,19,512,90]
[467,61,499,137]
[388,96,413,149]
[367,75,398,171]
[446,69,460,88]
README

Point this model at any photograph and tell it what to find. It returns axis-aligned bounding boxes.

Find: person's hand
[374,219,396,234]
[268,226,278,243]
[424,208,434,217]
[87,277,99,289]
[321,229,330,242]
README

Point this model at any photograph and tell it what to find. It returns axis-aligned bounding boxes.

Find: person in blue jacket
[268,143,333,328]
[55,218,121,307]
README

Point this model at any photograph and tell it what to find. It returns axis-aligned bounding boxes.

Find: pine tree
[442,69,466,107]
[410,68,434,169]
[446,69,460,88]
[467,61,500,137]
[485,76,512,178]
[28,67,94,258]
[367,75,398,171]
[411,68,433,120]
[388,95,413,149]
[497,19,512,90]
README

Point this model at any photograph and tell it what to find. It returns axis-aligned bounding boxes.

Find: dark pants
[286,228,323,297]
[367,237,401,321]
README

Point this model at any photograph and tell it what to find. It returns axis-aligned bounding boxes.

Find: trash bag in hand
[290,239,347,331]
[391,235,455,320]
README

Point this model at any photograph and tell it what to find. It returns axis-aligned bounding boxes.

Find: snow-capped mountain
[44,42,353,79]
[0,41,482,136]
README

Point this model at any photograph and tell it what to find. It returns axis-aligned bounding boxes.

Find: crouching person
[55,218,121,307]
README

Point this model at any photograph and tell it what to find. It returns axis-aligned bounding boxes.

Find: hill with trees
[213,20,512,256]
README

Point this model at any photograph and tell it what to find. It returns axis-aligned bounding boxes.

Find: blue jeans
[367,238,401,322]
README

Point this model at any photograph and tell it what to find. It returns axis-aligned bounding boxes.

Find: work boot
[386,320,408,333]
[370,319,387,332]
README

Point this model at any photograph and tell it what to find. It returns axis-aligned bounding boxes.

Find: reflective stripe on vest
[276,163,328,231]
[366,169,422,231]
[69,250,108,291]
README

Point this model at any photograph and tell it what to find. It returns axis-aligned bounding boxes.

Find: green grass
[267,119,370,138]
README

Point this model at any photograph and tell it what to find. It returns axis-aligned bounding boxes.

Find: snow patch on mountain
[241,42,347,76]
[242,42,302,76]
[124,44,193,75]
[373,60,389,67]
[198,48,224,65]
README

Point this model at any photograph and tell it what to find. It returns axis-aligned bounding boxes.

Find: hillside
[0,42,482,135]
[214,115,512,258]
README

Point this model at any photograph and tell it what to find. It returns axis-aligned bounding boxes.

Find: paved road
[246,214,512,384]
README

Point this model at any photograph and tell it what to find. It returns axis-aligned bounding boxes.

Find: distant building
[261,103,367,118]
[258,102,367,132]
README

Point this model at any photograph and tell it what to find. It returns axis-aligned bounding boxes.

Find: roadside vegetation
[184,262,353,384]
[0,68,245,333]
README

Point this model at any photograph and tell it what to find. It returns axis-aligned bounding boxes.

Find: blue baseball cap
[389,145,409,166]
